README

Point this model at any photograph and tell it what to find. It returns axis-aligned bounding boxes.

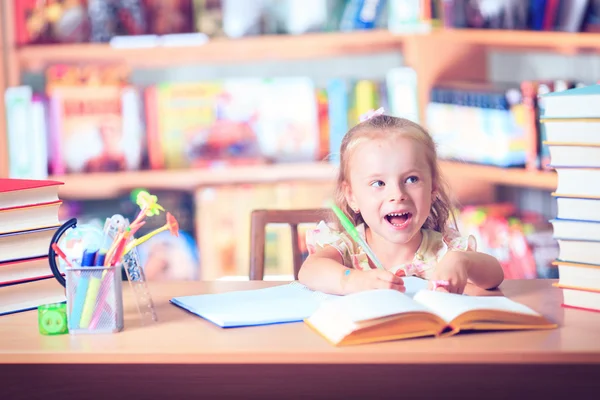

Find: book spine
[48,92,65,176]
[521,81,540,170]
[31,94,50,179]
[145,85,164,170]
[327,79,349,164]
[5,86,34,179]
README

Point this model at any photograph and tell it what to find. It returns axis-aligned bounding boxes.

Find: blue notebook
[170,277,429,328]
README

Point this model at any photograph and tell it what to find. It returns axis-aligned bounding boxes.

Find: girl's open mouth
[385,212,412,229]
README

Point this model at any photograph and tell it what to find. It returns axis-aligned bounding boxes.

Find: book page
[170,282,337,327]
[413,290,541,324]
[317,289,431,324]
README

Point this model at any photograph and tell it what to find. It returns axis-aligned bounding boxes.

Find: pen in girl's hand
[330,203,385,270]
[431,280,450,291]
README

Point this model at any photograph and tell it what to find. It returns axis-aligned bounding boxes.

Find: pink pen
[431,280,450,291]
[88,270,114,330]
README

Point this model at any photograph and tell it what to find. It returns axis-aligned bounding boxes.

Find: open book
[170,277,429,328]
[305,289,556,346]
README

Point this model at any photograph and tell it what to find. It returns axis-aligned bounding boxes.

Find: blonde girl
[298,112,504,295]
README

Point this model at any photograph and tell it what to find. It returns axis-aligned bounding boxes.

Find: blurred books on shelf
[13,0,388,47]
[541,83,600,312]
[6,61,398,178]
[457,203,556,280]
[10,0,600,49]
[426,79,595,170]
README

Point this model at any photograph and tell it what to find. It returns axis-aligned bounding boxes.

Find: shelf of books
[441,161,556,190]
[50,163,339,199]
[17,29,404,71]
[434,29,600,51]
[17,28,600,72]
[49,161,556,200]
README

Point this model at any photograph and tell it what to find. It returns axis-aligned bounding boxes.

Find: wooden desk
[1,279,599,399]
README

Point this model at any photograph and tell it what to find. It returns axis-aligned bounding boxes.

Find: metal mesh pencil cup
[65,264,124,334]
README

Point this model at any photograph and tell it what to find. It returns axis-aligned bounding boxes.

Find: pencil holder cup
[65,265,124,334]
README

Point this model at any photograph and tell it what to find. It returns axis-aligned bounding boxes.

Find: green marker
[330,203,385,270]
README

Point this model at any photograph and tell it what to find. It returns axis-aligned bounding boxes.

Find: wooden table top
[1,279,599,365]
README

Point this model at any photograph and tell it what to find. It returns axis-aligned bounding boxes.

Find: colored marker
[79,252,106,329]
[330,203,385,270]
[69,249,97,330]
[88,270,114,330]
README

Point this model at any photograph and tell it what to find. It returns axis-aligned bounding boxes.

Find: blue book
[170,277,429,328]
[327,78,349,164]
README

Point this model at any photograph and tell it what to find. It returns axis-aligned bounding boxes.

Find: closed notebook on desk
[170,277,429,328]
[305,289,556,346]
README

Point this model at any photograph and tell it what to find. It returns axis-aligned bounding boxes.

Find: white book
[386,67,419,123]
[306,289,555,346]
[557,239,600,266]
[561,287,600,312]
[554,261,600,292]
[551,219,600,241]
[0,278,65,316]
[547,144,600,168]
[554,168,600,198]
[554,196,600,222]
[0,226,60,263]
[542,84,600,119]
[541,118,600,145]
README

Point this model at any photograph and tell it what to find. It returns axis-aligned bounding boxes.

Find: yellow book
[305,289,556,346]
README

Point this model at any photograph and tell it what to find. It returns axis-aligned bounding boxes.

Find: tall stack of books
[0,179,66,316]
[541,84,600,312]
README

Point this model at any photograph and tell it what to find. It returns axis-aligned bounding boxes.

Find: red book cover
[0,199,62,213]
[0,179,63,210]
[0,178,63,193]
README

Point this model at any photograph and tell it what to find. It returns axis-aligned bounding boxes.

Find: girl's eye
[370,180,385,188]
[405,176,419,184]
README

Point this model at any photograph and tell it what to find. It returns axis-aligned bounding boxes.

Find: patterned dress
[305,221,477,279]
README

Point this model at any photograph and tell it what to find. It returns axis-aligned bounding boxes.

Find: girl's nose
[388,185,406,202]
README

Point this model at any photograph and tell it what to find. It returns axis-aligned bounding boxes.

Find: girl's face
[343,135,435,247]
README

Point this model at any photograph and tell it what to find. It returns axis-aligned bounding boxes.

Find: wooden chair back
[249,208,334,280]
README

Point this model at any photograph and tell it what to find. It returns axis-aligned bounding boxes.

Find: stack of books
[0,178,66,316]
[541,84,600,312]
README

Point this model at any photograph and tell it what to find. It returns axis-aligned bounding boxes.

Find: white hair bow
[359,107,385,122]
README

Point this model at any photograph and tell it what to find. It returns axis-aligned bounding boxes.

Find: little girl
[298,111,504,295]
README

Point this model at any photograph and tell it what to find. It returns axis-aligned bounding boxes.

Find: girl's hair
[333,114,457,236]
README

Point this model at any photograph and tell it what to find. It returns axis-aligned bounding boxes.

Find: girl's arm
[298,246,350,295]
[459,250,504,290]
[298,246,405,295]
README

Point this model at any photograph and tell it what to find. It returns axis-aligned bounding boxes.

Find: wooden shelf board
[435,29,600,51]
[51,161,556,200]
[440,160,556,191]
[50,163,339,199]
[17,30,404,70]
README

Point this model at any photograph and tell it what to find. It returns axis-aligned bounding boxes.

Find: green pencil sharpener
[38,303,69,335]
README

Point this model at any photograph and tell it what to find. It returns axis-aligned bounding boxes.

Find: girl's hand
[346,269,405,294]
[429,251,469,294]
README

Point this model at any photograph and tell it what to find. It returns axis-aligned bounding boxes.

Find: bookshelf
[2,20,594,193]
[17,29,405,72]
[14,29,600,74]
[434,29,600,52]
[50,161,556,200]
[50,163,339,199]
